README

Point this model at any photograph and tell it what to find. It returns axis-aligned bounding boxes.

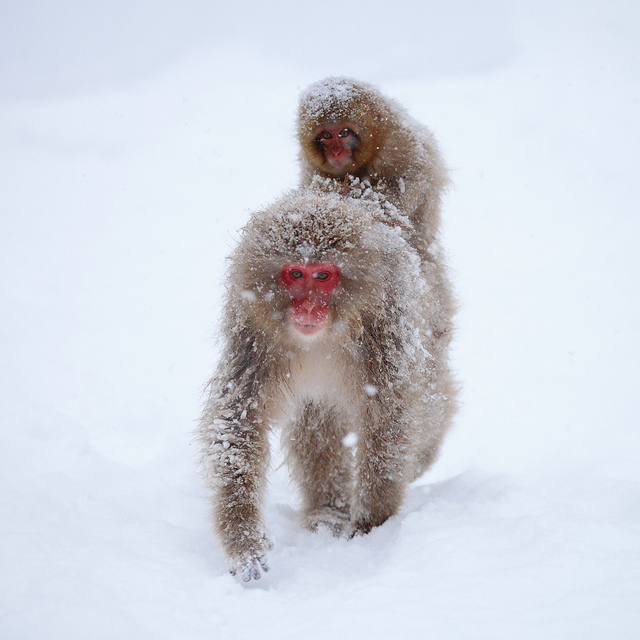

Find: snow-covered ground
[1,2,639,638]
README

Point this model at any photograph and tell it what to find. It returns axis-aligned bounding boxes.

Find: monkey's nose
[301,298,316,312]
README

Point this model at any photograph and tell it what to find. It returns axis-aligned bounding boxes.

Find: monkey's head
[228,188,413,344]
[298,77,384,179]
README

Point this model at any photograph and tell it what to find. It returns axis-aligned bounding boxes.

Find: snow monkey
[198,186,456,581]
[297,76,450,262]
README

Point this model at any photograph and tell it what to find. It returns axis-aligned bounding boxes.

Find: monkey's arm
[199,330,274,581]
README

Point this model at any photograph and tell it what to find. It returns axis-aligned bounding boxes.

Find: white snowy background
[1,1,639,638]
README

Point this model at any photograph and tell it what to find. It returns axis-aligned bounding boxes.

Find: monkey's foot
[304,506,350,537]
[348,513,391,538]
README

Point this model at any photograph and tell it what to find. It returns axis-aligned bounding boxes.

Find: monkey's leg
[207,414,273,581]
[350,401,409,536]
[285,399,353,535]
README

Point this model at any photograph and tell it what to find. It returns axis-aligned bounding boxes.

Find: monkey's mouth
[325,153,353,170]
[291,321,326,336]
[289,300,331,336]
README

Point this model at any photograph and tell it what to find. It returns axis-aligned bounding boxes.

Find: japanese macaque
[198,186,456,581]
[297,76,449,260]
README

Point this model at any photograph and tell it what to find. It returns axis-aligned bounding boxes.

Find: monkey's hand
[230,554,270,582]
[228,534,274,582]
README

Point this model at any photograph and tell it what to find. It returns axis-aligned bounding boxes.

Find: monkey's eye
[319,131,332,140]
[338,128,353,138]
[314,272,329,280]
[290,270,304,279]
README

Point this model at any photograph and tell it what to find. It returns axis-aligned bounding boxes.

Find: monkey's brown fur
[198,186,456,581]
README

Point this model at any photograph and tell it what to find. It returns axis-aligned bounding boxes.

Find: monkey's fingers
[305,506,350,537]
[237,555,270,582]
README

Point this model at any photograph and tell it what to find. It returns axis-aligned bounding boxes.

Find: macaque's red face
[314,123,359,170]
[281,263,341,335]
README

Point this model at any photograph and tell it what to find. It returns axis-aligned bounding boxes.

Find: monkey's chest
[285,344,354,406]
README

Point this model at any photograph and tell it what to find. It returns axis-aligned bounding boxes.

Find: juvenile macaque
[297,76,449,260]
[198,187,456,581]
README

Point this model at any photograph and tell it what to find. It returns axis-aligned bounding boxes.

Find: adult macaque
[198,187,456,581]
[297,76,449,260]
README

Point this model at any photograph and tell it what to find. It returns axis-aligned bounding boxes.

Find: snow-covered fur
[198,186,456,581]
